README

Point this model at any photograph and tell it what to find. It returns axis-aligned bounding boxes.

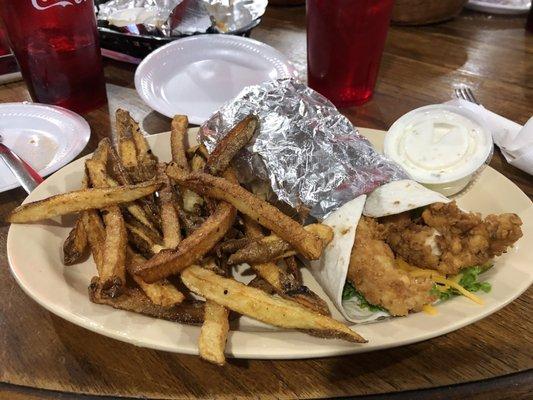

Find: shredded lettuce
[432,265,492,301]
[342,282,387,312]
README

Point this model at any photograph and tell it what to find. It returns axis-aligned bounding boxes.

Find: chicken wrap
[310,180,523,323]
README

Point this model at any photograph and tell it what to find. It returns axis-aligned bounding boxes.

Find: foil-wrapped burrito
[200,79,408,218]
[97,0,268,36]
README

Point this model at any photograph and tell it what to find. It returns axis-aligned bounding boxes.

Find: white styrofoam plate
[466,0,531,14]
[134,35,295,125]
[7,128,532,359]
[0,102,90,192]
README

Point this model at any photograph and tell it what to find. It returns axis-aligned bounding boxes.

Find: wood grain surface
[0,6,532,400]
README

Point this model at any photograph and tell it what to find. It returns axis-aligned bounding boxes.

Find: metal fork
[0,134,44,193]
[454,86,480,105]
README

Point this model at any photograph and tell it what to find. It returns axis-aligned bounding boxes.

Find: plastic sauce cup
[384,104,493,196]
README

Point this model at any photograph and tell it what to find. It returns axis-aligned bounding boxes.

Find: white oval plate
[0,103,90,193]
[466,0,531,14]
[7,129,533,359]
[135,35,296,125]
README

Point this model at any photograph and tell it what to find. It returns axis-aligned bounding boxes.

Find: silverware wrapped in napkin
[200,79,408,218]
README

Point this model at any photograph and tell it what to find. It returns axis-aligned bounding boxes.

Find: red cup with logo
[0,0,107,114]
[307,0,395,107]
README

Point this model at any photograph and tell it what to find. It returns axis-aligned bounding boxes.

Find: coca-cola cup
[0,0,107,114]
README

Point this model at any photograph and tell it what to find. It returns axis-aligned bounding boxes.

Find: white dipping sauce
[385,105,493,196]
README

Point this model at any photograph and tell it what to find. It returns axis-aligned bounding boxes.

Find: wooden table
[1,6,532,400]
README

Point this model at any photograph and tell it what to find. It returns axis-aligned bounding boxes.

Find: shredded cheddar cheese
[396,258,484,306]
[422,304,438,315]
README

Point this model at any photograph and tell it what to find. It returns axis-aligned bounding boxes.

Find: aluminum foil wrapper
[200,79,409,218]
[97,0,267,36]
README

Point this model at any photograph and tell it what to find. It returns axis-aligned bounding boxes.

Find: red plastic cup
[0,21,10,56]
[0,0,107,114]
[307,0,395,107]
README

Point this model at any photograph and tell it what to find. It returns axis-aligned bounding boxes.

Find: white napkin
[446,99,533,175]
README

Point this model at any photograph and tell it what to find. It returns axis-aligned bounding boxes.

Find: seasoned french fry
[85,157,127,296]
[89,278,204,325]
[7,181,161,223]
[63,217,88,265]
[63,171,90,266]
[132,201,237,282]
[244,224,328,315]
[126,220,164,257]
[133,169,239,282]
[119,138,138,168]
[100,206,127,297]
[228,223,333,265]
[92,138,111,164]
[115,109,132,140]
[103,172,158,232]
[214,238,250,257]
[190,153,206,172]
[166,168,323,260]
[157,163,181,248]
[181,266,365,343]
[199,300,230,365]
[205,115,258,176]
[171,115,190,172]
[81,209,106,276]
[126,248,184,306]
[243,215,263,240]
[130,119,151,161]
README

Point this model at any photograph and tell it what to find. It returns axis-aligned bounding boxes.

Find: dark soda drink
[307,0,395,107]
[0,0,107,114]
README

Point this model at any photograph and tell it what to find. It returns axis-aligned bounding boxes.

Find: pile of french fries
[7,109,365,365]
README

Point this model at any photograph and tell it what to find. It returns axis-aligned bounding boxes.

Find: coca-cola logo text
[32,0,87,11]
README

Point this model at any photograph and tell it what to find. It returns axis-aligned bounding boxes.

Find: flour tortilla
[310,180,450,323]
[364,179,450,218]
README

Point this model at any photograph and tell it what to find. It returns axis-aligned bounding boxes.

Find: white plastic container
[384,104,493,196]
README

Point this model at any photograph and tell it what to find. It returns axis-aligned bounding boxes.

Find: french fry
[243,215,263,240]
[89,279,204,325]
[63,171,90,266]
[132,201,237,282]
[181,266,365,343]
[204,115,258,176]
[119,138,138,168]
[166,168,323,260]
[157,163,181,248]
[190,153,206,172]
[199,300,230,365]
[126,220,164,257]
[283,256,301,285]
[214,238,250,257]
[87,159,160,240]
[115,109,132,140]
[85,157,127,296]
[7,181,161,223]
[103,172,158,233]
[171,115,190,172]
[63,217,88,265]
[100,206,127,297]
[81,209,106,276]
[244,223,328,315]
[126,248,184,306]
[228,223,333,265]
[130,118,151,161]
[92,138,111,164]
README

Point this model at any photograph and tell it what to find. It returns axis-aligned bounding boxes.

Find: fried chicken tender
[423,202,523,275]
[347,217,435,316]
[383,202,523,276]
